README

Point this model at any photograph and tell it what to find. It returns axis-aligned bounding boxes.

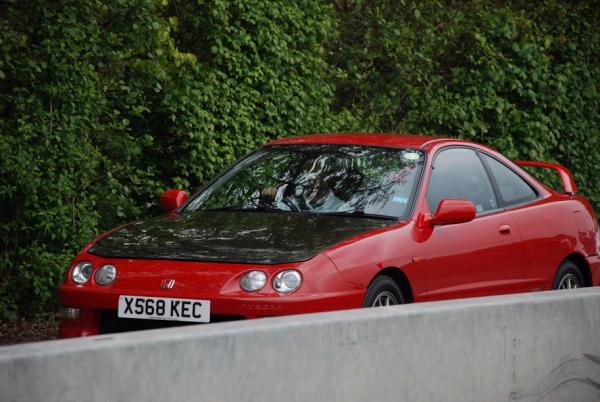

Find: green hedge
[330,0,600,199]
[1,0,598,318]
[0,0,340,318]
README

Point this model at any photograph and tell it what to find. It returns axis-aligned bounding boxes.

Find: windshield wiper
[202,207,259,212]
[201,206,291,213]
[201,207,396,220]
[317,210,398,221]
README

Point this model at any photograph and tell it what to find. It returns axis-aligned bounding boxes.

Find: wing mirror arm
[418,212,434,229]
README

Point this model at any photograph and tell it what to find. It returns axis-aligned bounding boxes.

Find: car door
[418,147,526,301]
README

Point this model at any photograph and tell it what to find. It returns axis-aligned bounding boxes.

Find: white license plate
[118,295,210,323]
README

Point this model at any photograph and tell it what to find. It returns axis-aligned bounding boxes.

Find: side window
[480,153,537,207]
[427,148,498,215]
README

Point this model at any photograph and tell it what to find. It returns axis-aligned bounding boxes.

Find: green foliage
[0,0,338,318]
[157,0,340,186]
[1,0,599,318]
[330,0,600,204]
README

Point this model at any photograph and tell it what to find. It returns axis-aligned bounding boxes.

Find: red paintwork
[160,189,188,212]
[58,133,600,338]
[515,160,578,194]
[269,132,447,149]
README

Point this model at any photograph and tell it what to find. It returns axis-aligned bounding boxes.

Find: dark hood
[88,211,393,264]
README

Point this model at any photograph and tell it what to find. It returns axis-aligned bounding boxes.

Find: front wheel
[552,260,584,290]
[363,276,404,307]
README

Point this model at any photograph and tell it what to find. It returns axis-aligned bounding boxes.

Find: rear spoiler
[515,160,577,195]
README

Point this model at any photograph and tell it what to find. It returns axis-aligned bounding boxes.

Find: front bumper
[58,251,365,338]
[58,285,364,338]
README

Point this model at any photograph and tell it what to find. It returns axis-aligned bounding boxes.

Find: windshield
[184,144,425,219]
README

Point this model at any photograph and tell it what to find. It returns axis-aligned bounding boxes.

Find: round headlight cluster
[95,264,117,286]
[240,269,303,293]
[71,261,117,285]
[71,261,93,284]
[273,270,302,293]
[240,270,267,292]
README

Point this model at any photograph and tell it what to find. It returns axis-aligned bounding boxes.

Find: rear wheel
[363,276,404,307]
[552,260,585,290]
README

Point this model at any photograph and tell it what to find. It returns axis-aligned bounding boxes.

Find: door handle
[499,225,512,234]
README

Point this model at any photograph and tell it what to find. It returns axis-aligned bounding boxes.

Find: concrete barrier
[1,289,600,402]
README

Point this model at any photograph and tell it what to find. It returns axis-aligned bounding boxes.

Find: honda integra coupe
[58,133,600,338]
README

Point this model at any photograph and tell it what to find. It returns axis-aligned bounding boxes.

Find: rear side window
[480,153,537,207]
[427,148,498,215]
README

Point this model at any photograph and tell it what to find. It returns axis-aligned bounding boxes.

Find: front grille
[99,310,245,334]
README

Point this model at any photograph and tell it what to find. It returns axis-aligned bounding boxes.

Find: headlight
[240,270,267,292]
[95,264,117,285]
[273,270,302,293]
[71,261,93,284]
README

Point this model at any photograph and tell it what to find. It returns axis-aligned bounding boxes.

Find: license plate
[118,295,210,323]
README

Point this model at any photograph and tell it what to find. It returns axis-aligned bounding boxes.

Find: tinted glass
[481,154,537,206]
[184,144,425,218]
[427,148,498,214]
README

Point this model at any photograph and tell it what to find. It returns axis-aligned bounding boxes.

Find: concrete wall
[1,289,600,402]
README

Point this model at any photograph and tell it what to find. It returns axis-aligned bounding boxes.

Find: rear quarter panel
[509,196,597,289]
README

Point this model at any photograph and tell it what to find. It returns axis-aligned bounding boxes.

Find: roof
[267,132,462,149]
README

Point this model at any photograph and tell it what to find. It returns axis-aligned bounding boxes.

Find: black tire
[362,275,405,307]
[552,260,585,290]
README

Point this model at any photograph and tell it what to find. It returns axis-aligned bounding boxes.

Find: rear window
[480,154,537,207]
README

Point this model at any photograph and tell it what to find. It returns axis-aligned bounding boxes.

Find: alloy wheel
[371,291,399,307]
[557,273,581,290]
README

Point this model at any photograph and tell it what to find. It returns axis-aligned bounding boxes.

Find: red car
[58,133,600,338]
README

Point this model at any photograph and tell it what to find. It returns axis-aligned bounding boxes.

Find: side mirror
[160,189,188,212]
[431,199,476,226]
